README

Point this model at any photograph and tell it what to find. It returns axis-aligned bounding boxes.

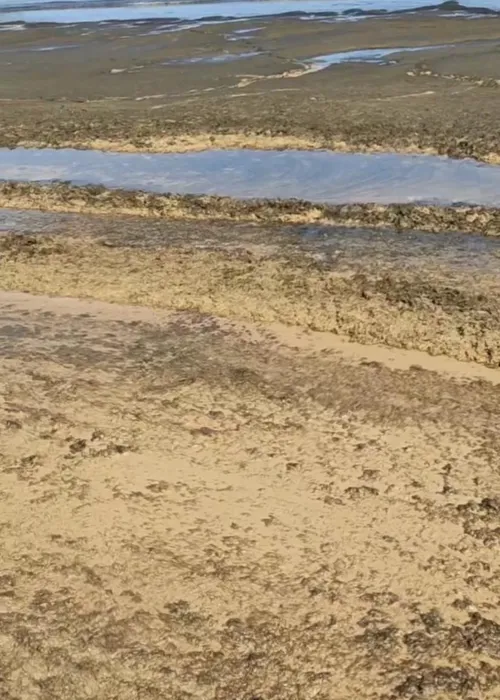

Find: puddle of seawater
[2,147,500,207]
[0,0,498,25]
[228,26,263,39]
[0,43,80,52]
[140,21,205,35]
[162,51,261,65]
[3,209,500,277]
[29,42,80,50]
[233,26,263,33]
[305,44,450,68]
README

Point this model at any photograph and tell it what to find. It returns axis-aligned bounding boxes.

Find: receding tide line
[1,147,500,207]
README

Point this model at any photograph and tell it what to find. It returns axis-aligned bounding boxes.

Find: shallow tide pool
[2,147,500,207]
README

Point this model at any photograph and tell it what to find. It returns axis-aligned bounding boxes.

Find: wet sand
[1,13,500,159]
[1,211,500,362]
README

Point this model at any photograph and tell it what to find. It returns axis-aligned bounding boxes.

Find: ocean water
[0,0,498,25]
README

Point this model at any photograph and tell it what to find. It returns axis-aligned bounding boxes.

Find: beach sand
[2,8,500,697]
[2,281,500,699]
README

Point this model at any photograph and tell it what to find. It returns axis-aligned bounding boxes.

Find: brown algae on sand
[1,181,500,235]
[1,230,500,367]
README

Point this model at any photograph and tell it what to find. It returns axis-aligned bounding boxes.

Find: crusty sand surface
[2,288,500,700]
